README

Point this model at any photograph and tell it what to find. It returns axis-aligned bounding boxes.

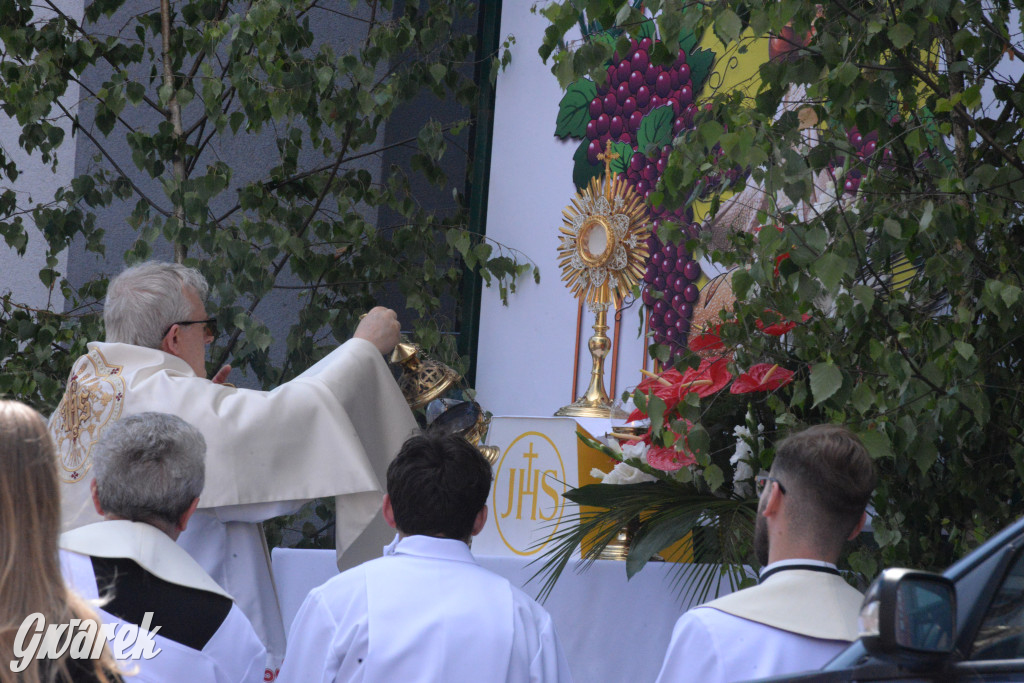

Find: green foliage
[538,0,1024,578]
[530,434,756,603]
[1,1,534,551]
[0,0,534,415]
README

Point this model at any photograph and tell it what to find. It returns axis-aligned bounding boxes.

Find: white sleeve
[278,589,366,683]
[531,613,574,683]
[655,610,724,683]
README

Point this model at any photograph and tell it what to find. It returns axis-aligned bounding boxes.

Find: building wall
[0,0,83,311]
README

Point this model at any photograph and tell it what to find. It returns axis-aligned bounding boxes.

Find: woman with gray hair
[59,412,266,682]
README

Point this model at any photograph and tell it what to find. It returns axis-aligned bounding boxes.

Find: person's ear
[762,481,784,519]
[382,494,397,529]
[176,497,200,533]
[847,510,868,541]
[470,505,488,537]
[90,479,105,516]
[161,324,180,356]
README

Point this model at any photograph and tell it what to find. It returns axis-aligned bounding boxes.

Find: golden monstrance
[555,141,650,418]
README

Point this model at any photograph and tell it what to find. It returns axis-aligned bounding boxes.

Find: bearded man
[655,424,877,683]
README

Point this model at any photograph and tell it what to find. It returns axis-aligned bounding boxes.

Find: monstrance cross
[597,140,619,179]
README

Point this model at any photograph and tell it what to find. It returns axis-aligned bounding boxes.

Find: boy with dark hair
[278,432,574,683]
[384,433,494,541]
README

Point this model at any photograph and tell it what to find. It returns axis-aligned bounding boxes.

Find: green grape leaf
[572,139,601,190]
[637,105,675,154]
[689,47,715,94]
[555,78,598,139]
[609,141,634,174]
[679,30,698,54]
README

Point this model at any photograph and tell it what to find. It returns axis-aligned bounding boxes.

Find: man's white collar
[759,558,837,578]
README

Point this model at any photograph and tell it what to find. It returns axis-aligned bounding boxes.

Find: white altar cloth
[272,548,738,683]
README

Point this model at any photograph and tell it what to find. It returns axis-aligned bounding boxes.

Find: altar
[272,548,738,683]
[274,413,744,682]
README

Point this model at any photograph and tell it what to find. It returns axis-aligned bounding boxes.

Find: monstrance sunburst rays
[557,159,650,311]
[554,141,650,419]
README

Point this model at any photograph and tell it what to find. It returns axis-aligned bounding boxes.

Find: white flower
[601,461,657,486]
[730,424,759,497]
[592,440,656,485]
[621,441,650,463]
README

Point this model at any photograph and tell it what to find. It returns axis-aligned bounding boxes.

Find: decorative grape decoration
[827,126,879,196]
[579,37,707,357]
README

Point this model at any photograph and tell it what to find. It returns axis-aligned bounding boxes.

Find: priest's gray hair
[104,261,209,348]
[92,412,206,527]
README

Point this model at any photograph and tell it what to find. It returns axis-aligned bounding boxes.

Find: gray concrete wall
[0,1,481,389]
[0,0,83,311]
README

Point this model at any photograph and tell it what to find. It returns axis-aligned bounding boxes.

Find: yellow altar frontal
[474,416,691,563]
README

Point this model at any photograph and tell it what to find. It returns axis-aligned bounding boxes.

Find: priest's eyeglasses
[755,475,786,496]
[163,318,218,340]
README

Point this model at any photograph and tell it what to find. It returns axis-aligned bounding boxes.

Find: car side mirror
[859,568,956,667]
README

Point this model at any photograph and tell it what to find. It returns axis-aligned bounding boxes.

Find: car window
[972,545,1024,660]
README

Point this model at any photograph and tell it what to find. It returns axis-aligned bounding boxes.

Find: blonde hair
[0,400,118,683]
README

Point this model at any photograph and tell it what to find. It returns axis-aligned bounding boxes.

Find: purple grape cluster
[581,37,705,355]
[641,232,704,354]
[829,126,888,195]
[584,37,698,168]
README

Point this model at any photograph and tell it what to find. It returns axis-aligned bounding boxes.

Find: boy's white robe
[49,338,418,676]
[277,535,574,683]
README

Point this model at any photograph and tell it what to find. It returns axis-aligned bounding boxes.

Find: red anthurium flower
[758,317,796,335]
[756,311,811,336]
[689,329,724,352]
[646,423,697,472]
[730,363,795,394]
[634,368,691,413]
[630,359,733,418]
[647,444,696,471]
[636,368,683,397]
[674,358,733,400]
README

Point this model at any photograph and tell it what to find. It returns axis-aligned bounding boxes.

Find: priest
[655,425,877,683]
[49,261,418,680]
[277,432,574,683]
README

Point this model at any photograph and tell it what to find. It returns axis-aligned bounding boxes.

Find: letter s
[538,470,561,521]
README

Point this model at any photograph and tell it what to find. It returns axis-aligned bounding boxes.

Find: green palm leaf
[529,466,758,603]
